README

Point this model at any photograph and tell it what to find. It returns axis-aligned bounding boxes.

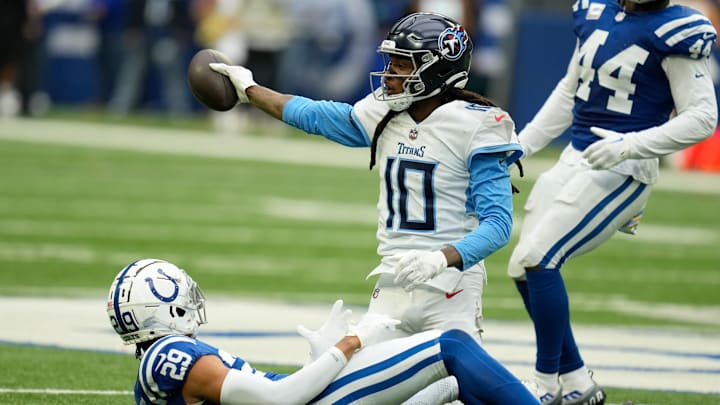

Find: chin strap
[135,345,145,360]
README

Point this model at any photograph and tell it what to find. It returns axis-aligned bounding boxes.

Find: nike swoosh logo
[445,289,464,299]
[494,114,505,122]
[703,32,714,40]
[695,73,705,78]
[610,137,624,144]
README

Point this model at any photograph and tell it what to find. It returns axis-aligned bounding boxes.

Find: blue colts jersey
[570,0,716,150]
[134,335,286,405]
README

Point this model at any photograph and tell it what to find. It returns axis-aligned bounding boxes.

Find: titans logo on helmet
[438,25,468,61]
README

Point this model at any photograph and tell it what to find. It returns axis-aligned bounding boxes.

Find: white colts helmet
[107,259,207,345]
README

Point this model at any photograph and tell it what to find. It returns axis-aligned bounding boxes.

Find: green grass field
[1,121,719,404]
[0,345,716,405]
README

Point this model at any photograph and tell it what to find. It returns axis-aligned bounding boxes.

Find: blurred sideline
[1,117,719,195]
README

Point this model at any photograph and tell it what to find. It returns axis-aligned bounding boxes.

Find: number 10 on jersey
[384,157,438,232]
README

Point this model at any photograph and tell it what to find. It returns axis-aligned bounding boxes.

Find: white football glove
[393,250,448,291]
[347,313,401,349]
[582,127,636,170]
[297,299,352,362]
[209,63,257,103]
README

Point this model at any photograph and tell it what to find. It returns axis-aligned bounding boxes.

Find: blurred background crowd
[1,0,719,170]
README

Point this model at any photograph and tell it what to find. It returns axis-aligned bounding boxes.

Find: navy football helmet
[370,12,473,111]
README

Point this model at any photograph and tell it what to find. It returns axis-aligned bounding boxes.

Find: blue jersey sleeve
[452,152,513,268]
[282,96,372,147]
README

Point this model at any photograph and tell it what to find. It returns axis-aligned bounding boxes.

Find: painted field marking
[1,296,718,395]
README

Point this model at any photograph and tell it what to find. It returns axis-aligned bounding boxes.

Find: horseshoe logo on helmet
[145,268,180,302]
[438,25,468,61]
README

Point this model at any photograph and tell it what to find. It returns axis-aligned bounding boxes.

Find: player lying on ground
[107,258,539,404]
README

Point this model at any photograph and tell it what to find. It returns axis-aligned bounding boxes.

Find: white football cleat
[523,379,563,405]
[562,380,606,405]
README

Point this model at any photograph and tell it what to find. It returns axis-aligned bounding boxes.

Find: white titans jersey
[353,93,520,291]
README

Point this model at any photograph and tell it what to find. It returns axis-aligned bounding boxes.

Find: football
[187,49,238,111]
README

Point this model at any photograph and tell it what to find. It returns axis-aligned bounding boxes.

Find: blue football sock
[515,279,533,319]
[526,269,568,374]
[439,330,538,404]
[559,325,584,375]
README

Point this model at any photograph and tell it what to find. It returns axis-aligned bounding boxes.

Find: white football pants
[508,147,653,278]
[311,330,448,404]
[366,270,485,342]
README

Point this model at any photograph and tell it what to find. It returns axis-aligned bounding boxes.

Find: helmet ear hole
[168,305,187,318]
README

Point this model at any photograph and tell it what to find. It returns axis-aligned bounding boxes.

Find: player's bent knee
[439,329,483,356]
[439,329,473,342]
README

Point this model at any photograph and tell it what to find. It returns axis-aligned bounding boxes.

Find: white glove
[393,250,448,291]
[582,127,636,170]
[347,313,401,349]
[297,300,351,362]
[209,63,257,103]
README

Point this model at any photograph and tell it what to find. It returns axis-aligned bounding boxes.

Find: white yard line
[2,118,720,194]
[1,296,718,395]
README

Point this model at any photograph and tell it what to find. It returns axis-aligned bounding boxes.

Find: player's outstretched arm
[210,63,292,120]
[245,85,294,121]
[183,342,350,405]
[210,63,369,147]
[182,313,399,405]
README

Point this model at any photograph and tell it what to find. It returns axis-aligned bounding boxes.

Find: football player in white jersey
[108,258,540,404]
[507,0,717,403]
[210,13,522,403]
[211,10,520,343]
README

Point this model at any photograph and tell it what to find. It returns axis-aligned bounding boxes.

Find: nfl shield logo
[409,128,418,140]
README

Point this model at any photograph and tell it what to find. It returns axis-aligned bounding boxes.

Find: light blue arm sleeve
[281,96,372,147]
[451,152,514,269]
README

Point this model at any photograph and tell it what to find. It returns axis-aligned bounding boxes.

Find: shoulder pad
[654,7,717,59]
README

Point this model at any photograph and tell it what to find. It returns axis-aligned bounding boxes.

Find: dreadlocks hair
[368,87,524,193]
[369,110,400,170]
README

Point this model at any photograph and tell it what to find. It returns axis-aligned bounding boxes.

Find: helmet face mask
[107,259,207,346]
[371,45,433,111]
[370,13,473,111]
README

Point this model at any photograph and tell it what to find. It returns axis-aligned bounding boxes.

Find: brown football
[187,49,238,111]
